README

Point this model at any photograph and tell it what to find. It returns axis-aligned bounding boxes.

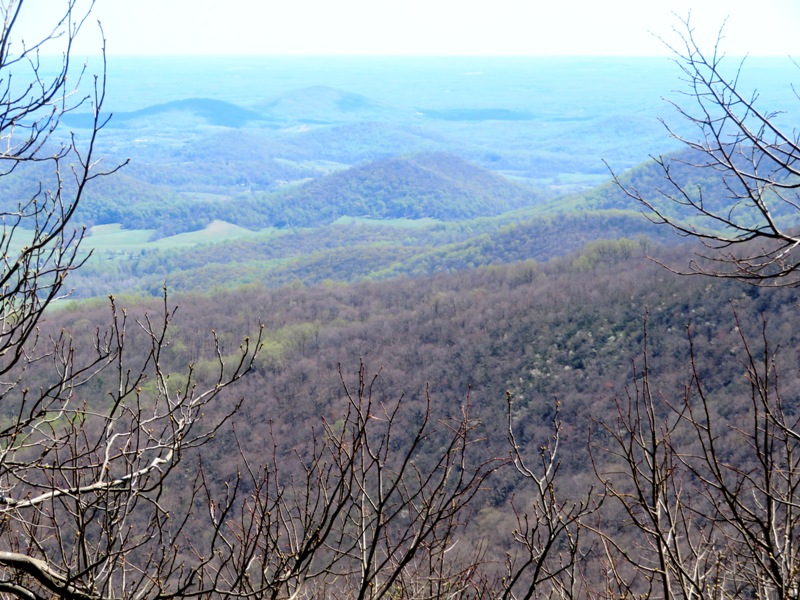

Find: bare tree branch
[611,15,800,286]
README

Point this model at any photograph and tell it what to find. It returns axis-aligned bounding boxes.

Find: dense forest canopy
[43,241,800,597]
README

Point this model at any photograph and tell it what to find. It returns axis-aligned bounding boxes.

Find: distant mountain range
[65,98,268,128]
[63,87,554,131]
[59,80,690,191]
[256,86,403,124]
[64,88,405,129]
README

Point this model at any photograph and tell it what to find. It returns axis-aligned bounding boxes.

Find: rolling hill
[261,151,547,226]
[64,98,268,129]
[563,146,800,234]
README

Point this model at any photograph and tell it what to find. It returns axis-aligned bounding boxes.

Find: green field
[84,221,271,255]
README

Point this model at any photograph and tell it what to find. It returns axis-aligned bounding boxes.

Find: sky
[21,0,800,57]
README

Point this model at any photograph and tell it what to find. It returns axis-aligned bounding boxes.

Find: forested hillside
[69,212,677,296]
[67,142,756,299]
[259,152,545,225]
[568,146,800,230]
[0,150,546,238]
[57,143,771,298]
[45,240,800,590]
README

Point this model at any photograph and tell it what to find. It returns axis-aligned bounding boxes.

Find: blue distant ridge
[63,98,267,128]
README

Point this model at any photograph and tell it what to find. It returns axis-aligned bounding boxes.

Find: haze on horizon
[43,0,800,57]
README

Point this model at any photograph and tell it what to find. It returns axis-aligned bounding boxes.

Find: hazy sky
[36,0,800,57]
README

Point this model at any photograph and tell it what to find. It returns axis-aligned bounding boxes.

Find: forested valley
[0,2,799,598]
